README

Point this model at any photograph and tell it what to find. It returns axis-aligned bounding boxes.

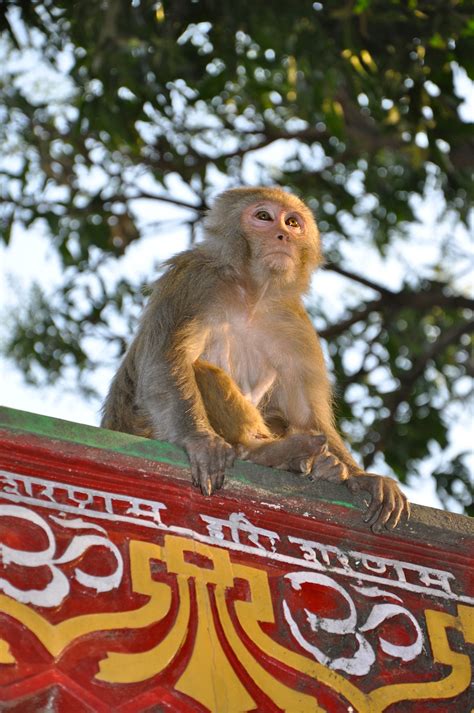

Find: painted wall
[0,407,472,712]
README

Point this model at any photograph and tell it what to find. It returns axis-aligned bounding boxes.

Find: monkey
[101,186,409,529]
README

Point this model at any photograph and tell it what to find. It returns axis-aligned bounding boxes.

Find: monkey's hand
[183,432,235,496]
[346,473,410,531]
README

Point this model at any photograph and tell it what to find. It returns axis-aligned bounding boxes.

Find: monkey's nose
[277,233,289,241]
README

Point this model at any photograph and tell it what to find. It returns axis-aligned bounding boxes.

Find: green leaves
[1,0,473,512]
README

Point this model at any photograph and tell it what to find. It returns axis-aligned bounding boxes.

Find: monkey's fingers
[348,474,410,531]
[368,484,394,531]
[212,441,236,493]
[184,434,234,495]
[367,480,410,531]
[361,476,385,526]
[217,445,235,489]
[209,440,234,491]
[382,487,410,530]
[186,449,218,496]
[201,472,216,497]
[311,453,348,482]
[198,464,223,497]
[196,461,221,496]
[187,455,202,488]
[292,456,315,476]
[189,455,214,496]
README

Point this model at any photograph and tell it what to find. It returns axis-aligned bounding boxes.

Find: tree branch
[121,189,204,212]
[324,263,396,297]
[319,298,383,339]
[320,268,474,341]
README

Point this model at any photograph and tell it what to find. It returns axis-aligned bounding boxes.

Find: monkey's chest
[201,323,277,407]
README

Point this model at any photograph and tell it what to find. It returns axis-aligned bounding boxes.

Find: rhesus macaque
[101,187,409,529]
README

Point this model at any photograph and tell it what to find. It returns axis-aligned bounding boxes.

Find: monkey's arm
[309,388,409,530]
[310,385,410,530]
[135,258,235,495]
[313,398,410,529]
[269,310,409,529]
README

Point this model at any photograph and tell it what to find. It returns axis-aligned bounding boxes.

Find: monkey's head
[204,187,322,292]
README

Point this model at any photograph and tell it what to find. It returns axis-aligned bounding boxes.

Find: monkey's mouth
[263,252,295,273]
[264,251,294,260]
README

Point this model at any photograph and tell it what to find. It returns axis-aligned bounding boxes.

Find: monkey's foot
[347,473,410,531]
[246,433,327,473]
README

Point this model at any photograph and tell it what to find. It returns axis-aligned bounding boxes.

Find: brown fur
[193,360,272,445]
[101,186,409,528]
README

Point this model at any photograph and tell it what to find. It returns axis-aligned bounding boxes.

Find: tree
[0,0,472,513]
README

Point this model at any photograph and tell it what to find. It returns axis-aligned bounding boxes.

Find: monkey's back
[100,249,233,439]
[100,340,153,438]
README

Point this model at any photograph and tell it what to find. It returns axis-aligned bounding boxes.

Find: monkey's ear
[202,190,257,259]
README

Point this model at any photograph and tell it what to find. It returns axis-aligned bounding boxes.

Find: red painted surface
[0,422,472,712]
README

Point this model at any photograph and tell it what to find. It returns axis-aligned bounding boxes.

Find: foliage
[0,0,472,512]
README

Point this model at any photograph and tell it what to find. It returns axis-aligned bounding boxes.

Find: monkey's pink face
[241,201,306,274]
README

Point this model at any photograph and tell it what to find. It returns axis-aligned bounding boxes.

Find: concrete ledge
[0,405,472,547]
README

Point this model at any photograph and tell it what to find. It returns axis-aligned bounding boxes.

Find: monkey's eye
[286,216,301,228]
[255,210,272,221]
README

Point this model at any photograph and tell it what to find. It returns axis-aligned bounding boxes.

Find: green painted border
[0,406,190,468]
[0,406,357,509]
